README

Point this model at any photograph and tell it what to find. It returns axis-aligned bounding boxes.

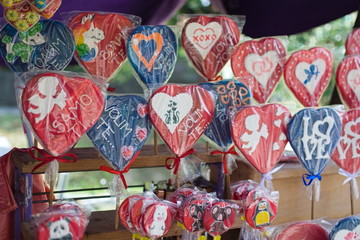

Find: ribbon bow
[260,164,285,187]
[165,149,195,175]
[99,151,140,189]
[338,168,360,184]
[302,173,323,186]
[210,146,237,174]
[13,147,77,173]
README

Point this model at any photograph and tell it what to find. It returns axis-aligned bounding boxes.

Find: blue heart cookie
[87,95,152,171]
[0,19,75,73]
[127,25,177,90]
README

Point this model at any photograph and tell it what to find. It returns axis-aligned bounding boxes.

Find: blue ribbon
[302,173,323,186]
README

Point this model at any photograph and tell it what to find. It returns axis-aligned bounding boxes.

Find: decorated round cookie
[203,201,236,237]
[329,217,360,240]
[244,188,268,207]
[232,180,260,201]
[37,214,85,240]
[284,47,333,107]
[182,196,211,234]
[118,195,143,231]
[168,188,196,205]
[245,197,277,229]
[275,222,328,240]
[142,203,174,239]
[130,198,158,234]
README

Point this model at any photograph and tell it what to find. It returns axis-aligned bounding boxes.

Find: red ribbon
[107,87,116,92]
[165,149,195,175]
[12,147,77,173]
[210,146,237,174]
[99,151,140,189]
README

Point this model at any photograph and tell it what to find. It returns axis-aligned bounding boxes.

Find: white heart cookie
[185,22,222,59]
[151,93,193,134]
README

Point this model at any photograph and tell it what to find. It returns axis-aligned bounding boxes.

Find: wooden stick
[153,130,158,155]
[49,178,54,205]
[115,196,120,229]
[311,184,315,220]
[33,138,38,158]
[205,142,209,153]
[350,181,354,215]
[225,175,231,199]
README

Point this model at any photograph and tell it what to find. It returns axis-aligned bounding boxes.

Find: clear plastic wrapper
[199,79,251,174]
[119,195,144,233]
[26,201,90,240]
[231,104,291,189]
[203,200,238,238]
[148,84,215,182]
[270,220,329,240]
[284,47,333,107]
[18,71,106,157]
[329,216,360,240]
[0,19,75,73]
[345,28,360,55]
[231,37,287,103]
[87,94,152,194]
[335,55,360,110]
[127,25,178,97]
[28,0,62,19]
[179,14,245,81]
[332,108,360,199]
[66,11,141,81]
[244,196,277,229]
[287,107,342,201]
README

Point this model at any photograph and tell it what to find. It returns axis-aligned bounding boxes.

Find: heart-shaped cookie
[332,109,360,174]
[336,55,360,109]
[287,108,341,176]
[87,95,152,171]
[4,1,40,32]
[0,20,75,73]
[127,25,177,90]
[231,104,291,174]
[231,38,287,103]
[284,47,333,107]
[346,28,360,55]
[148,84,214,156]
[68,12,140,81]
[0,0,25,8]
[22,72,104,156]
[181,16,241,81]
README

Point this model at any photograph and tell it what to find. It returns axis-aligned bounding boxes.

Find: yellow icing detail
[14,19,29,32]
[5,9,19,22]
[214,236,221,240]
[255,211,270,227]
[177,222,186,230]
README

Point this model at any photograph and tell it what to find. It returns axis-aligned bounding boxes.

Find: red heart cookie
[203,201,236,237]
[231,38,286,103]
[148,84,214,156]
[35,0,61,19]
[332,109,360,174]
[346,28,360,55]
[68,12,140,81]
[231,104,291,174]
[284,47,333,107]
[4,1,40,32]
[336,55,360,110]
[245,197,277,229]
[22,72,104,156]
[181,16,241,81]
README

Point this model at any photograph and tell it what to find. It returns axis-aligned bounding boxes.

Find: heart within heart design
[149,84,214,156]
[0,20,75,73]
[182,16,242,81]
[87,95,152,171]
[231,104,291,174]
[231,38,286,103]
[287,108,341,176]
[127,25,177,89]
[22,73,104,156]
[68,12,140,81]
[284,47,333,107]
[332,109,360,174]
[336,55,360,109]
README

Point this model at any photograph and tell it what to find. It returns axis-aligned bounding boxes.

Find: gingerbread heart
[36,0,61,19]
[336,55,360,109]
[231,104,291,174]
[284,47,333,107]
[21,72,104,156]
[346,28,360,55]
[68,12,140,81]
[148,84,214,156]
[27,0,54,12]
[181,16,241,81]
[4,1,40,32]
[231,38,286,103]
[0,0,24,8]
[332,109,360,174]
